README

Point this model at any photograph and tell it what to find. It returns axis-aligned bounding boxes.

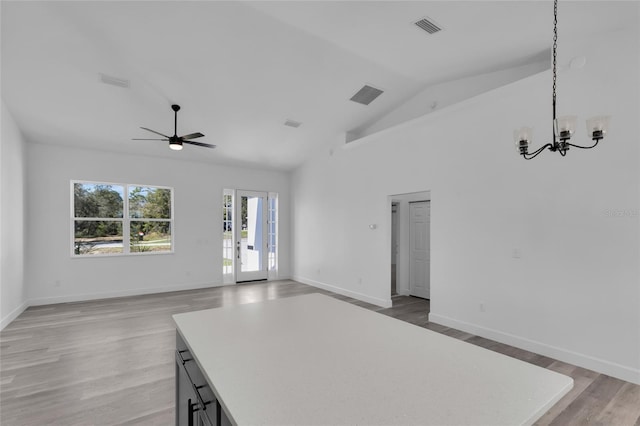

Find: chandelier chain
[552,0,558,113]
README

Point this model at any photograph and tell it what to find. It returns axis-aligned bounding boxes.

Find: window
[72,181,173,256]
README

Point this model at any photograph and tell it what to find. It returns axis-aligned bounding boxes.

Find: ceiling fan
[133,104,216,151]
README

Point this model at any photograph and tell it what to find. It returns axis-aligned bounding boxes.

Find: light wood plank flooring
[1,280,639,425]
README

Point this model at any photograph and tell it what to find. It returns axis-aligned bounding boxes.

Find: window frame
[267,192,278,277]
[70,180,175,258]
[222,189,235,279]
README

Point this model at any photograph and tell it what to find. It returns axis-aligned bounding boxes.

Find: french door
[235,190,268,282]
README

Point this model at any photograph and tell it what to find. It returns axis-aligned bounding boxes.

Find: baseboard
[4,280,296,328]
[429,312,640,385]
[28,281,225,306]
[268,275,292,281]
[0,300,29,331]
[293,275,392,308]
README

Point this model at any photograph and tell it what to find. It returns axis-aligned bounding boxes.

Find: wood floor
[1,280,639,425]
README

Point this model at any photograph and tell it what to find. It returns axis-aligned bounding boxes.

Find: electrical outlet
[512,248,521,259]
[479,302,485,312]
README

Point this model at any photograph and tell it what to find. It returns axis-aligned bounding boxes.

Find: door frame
[388,191,431,297]
[391,202,399,296]
[235,190,268,283]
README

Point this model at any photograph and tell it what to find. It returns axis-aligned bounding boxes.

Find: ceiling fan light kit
[132,104,216,151]
[169,140,183,151]
[514,0,611,160]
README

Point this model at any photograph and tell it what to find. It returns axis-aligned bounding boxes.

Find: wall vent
[99,73,130,88]
[350,85,384,106]
[414,17,442,35]
[284,119,302,128]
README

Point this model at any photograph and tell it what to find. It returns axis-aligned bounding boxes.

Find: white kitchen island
[173,293,573,426]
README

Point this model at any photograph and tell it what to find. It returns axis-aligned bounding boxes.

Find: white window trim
[268,192,278,279]
[222,188,235,283]
[71,180,175,258]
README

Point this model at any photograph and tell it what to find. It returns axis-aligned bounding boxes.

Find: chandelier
[515,0,611,160]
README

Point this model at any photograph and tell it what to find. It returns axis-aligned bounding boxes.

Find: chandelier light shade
[586,115,611,139]
[515,0,611,160]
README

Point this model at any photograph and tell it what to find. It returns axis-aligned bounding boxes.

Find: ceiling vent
[284,119,302,128]
[414,17,442,35]
[99,73,130,88]
[350,85,384,106]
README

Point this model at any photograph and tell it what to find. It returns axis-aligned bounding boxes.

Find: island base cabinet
[175,332,231,426]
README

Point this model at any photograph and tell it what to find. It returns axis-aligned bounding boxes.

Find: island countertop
[173,293,572,426]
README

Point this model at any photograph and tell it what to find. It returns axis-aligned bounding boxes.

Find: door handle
[236,241,241,260]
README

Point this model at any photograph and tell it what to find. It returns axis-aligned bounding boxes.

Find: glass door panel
[236,190,268,282]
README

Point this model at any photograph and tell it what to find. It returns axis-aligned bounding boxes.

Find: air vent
[350,85,384,106]
[284,119,302,128]
[99,73,130,88]
[414,17,442,34]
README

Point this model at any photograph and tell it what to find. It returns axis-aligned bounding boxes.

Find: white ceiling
[1,1,635,170]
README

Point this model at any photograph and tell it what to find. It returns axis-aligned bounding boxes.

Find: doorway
[223,189,278,284]
[236,190,268,282]
[391,202,399,296]
[388,191,431,301]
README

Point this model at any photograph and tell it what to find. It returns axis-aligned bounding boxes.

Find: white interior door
[236,190,268,282]
[391,203,399,296]
[391,203,398,266]
[409,201,430,299]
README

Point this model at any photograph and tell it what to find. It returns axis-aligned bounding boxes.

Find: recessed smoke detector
[99,73,130,88]
[284,119,302,128]
[414,17,442,35]
[350,85,384,106]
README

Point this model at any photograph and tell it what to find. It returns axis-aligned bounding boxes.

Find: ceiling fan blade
[132,138,169,141]
[184,140,216,149]
[180,132,205,140]
[140,127,170,138]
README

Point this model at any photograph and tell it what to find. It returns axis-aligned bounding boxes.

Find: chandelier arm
[522,143,553,160]
[567,140,600,150]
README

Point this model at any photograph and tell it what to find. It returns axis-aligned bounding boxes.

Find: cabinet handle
[188,398,199,426]
[192,383,214,410]
[176,349,192,365]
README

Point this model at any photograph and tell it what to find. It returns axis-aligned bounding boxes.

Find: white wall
[1,101,28,329]
[292,26,639,384]
[26,143,290,305]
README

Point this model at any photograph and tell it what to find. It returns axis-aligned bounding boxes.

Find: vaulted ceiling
[1,1,635,170]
